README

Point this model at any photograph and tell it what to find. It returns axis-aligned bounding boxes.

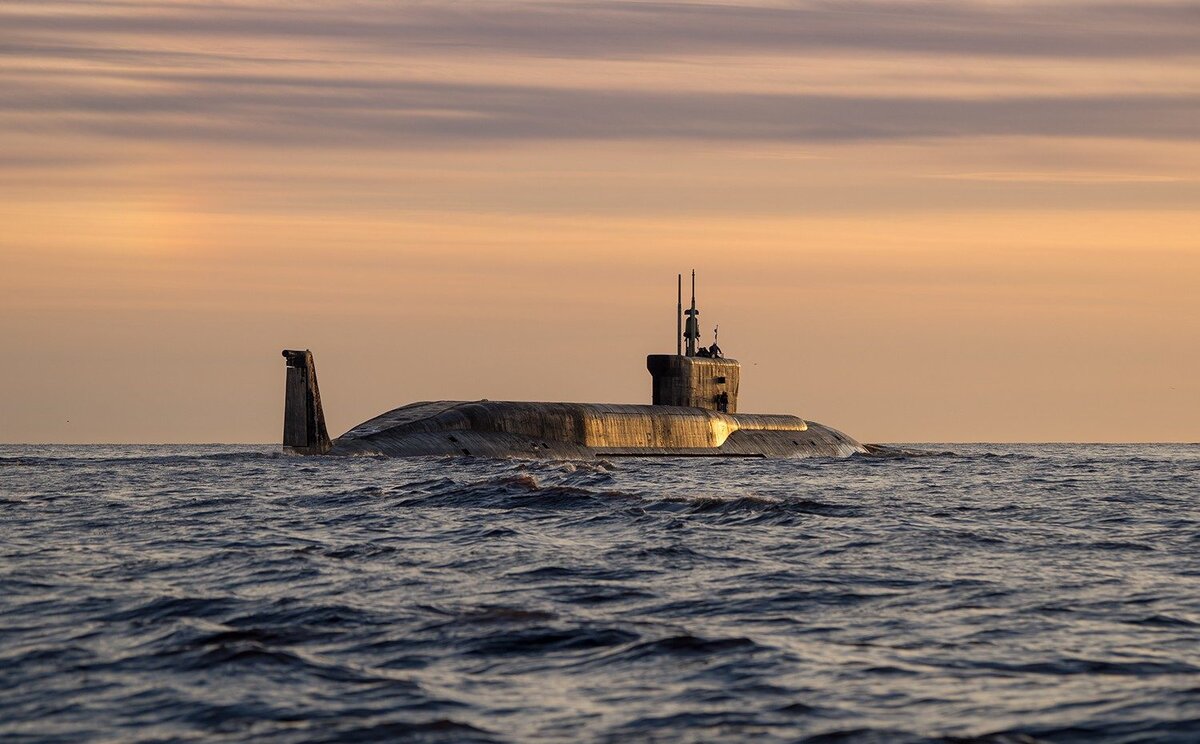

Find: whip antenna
[677,273,683,356]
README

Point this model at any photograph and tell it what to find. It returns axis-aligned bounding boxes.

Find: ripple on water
[0,444,1198,742]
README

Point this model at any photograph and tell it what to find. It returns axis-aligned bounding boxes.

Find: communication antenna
[684,269,700,356]
[677,273,683,356]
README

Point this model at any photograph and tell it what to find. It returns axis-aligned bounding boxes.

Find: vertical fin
[282,349,332,455]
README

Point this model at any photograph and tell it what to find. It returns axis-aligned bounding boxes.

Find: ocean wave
[2,443,1198,743]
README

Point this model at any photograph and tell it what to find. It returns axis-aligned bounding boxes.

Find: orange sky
[2,1,1197,443]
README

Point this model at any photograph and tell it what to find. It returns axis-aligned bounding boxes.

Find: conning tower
[647,271,740,413]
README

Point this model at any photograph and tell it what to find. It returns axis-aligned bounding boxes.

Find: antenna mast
[684,269,700,356]
[676,274,683,356]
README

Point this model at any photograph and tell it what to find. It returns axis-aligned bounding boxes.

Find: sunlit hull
[317,400,865,459]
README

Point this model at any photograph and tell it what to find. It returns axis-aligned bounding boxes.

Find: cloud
[2,2,1197,149]
[923,171,1195,183]
[2,70,1197,147]
[4,0,1199,59]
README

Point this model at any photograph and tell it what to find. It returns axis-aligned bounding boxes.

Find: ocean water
[1,444,1198,743]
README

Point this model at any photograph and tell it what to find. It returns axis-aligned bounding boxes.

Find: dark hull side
[318,400,865,459]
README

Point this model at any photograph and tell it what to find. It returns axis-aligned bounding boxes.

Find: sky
[1,0,1198,444]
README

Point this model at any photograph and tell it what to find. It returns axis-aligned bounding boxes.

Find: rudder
[282,349,332,455]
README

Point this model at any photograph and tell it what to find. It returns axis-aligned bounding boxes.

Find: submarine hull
[327,400,865,459]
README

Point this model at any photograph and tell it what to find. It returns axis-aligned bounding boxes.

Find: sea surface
[1,444,1198,743]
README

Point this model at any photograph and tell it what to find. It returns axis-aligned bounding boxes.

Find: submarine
[282,273,867,459]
